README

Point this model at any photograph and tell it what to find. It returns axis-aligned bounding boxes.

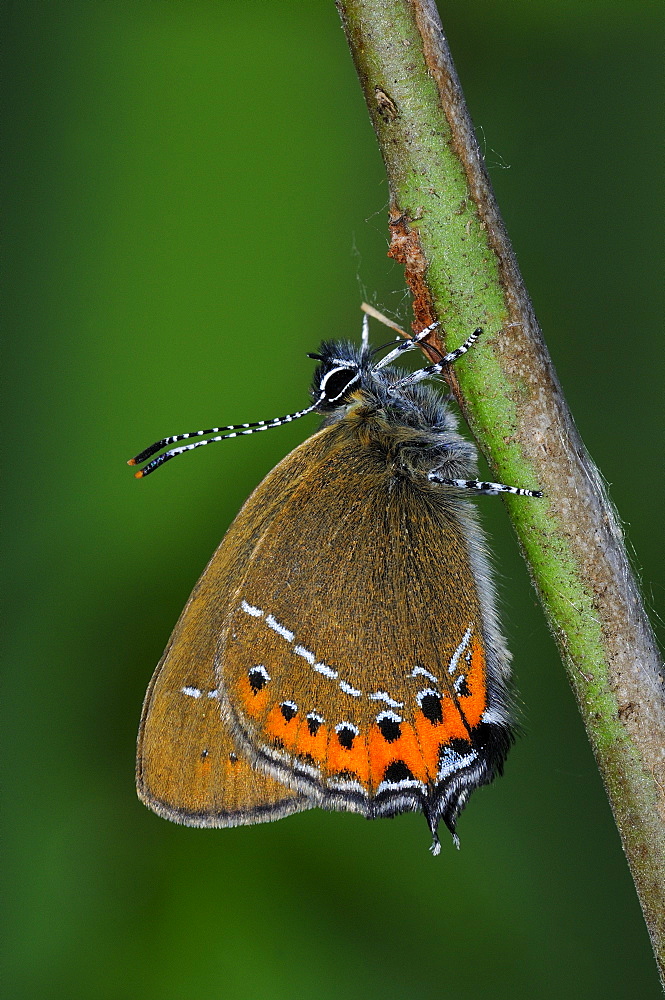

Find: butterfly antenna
[128,401,320,478]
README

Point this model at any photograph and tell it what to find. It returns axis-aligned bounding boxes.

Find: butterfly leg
[361,312,370,350]
[428,471,543,497]
[389,327,483,385]
[374,320,441,369]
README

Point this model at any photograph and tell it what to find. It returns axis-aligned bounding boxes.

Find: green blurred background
[4,1,663,997]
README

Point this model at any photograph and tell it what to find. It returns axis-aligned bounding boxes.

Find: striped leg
[428,473,543,497]
[374,321,441,369]
[392,328,483,386]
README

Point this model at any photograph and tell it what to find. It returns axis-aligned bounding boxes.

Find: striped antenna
[128,401,320,478]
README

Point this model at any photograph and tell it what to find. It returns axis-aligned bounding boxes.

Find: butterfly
[133,309,541,854]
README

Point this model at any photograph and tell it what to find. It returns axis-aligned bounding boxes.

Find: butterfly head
[307,340,372,412]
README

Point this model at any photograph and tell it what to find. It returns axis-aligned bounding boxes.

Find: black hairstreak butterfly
[131,309,541,853]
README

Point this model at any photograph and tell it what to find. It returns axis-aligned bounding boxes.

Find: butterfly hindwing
[215,419,512,841]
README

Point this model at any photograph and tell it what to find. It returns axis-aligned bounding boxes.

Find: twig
[337,0,665,977]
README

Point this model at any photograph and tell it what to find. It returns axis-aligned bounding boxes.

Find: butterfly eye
[320,366,360,405]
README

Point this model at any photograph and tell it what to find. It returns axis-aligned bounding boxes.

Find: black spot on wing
[378,716,401,742]
[337,726,356,750]
[307,714,322,736]
[382,760,415,784]
[440,738,471,758]
[420,693,443,724]
[455,677,471,697]
[248,666,269,693]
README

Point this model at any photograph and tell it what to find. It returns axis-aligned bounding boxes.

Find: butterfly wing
[136,435,335,826]
[216,420,512,847]
[137,646,308,826]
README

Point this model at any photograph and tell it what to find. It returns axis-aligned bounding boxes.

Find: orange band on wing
[327,731,370,783]
[413,712,445,780]
[459,636,486,729]
[294,720,330,764]
[236,674,269,719]
[265,704,300,750]
[441,698,472,742]
[368,722,430,787]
